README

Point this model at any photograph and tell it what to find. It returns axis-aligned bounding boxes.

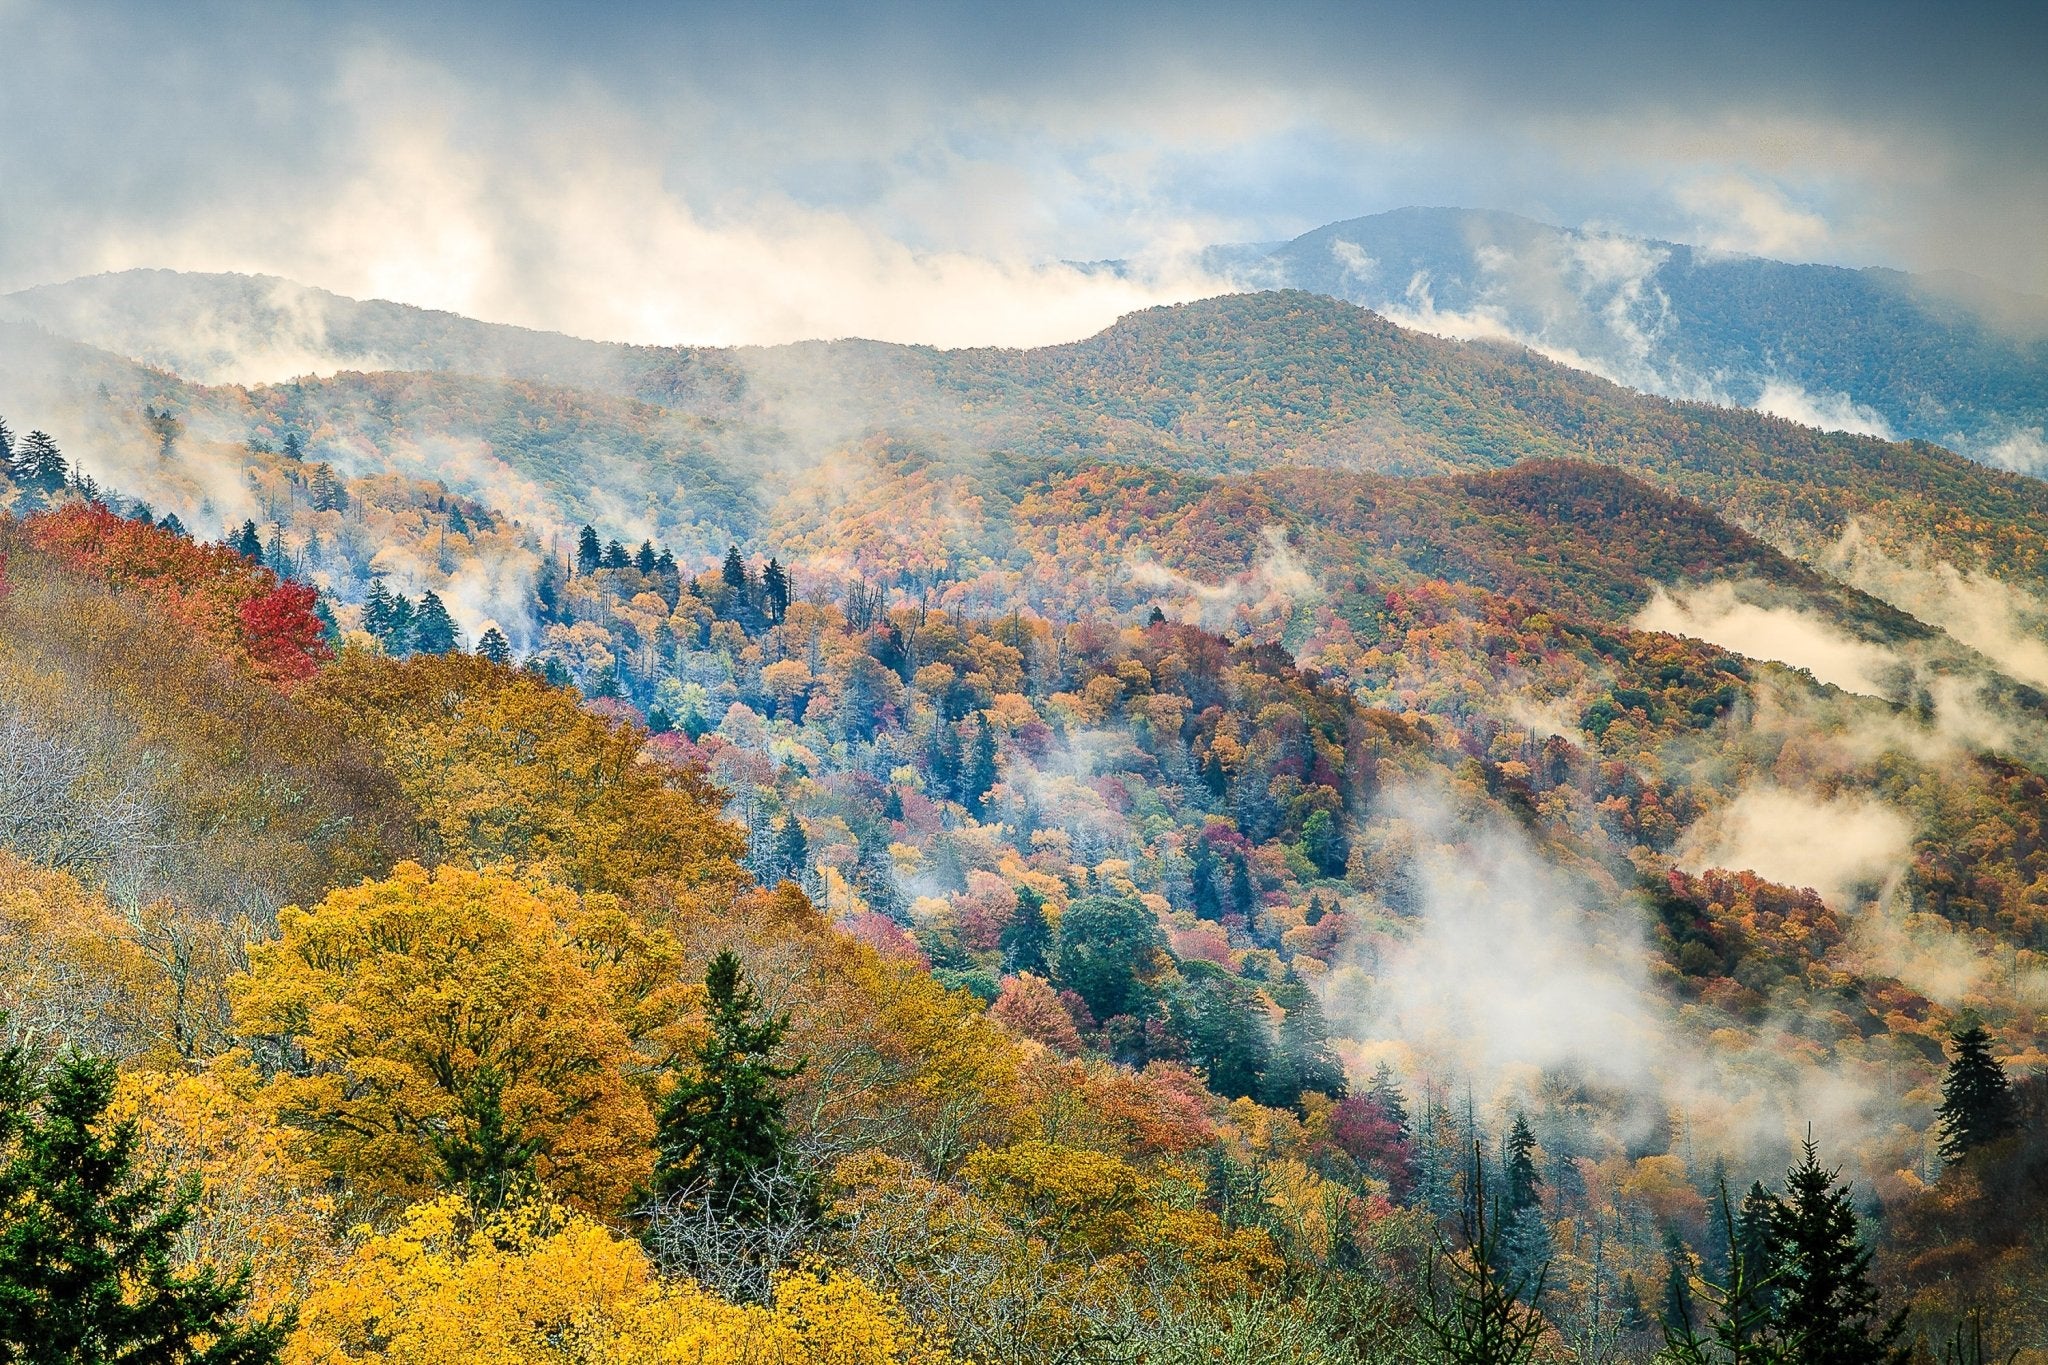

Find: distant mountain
[1174,207,2048,470]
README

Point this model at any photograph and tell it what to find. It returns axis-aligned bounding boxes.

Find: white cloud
[1634,583,1898,694]
[1673,173,1832,259]
[1753,380,1895,438]
[1677,784,1915,909]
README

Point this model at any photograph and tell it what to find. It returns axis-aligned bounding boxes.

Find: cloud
[1979,427,2048,474]
[1823,524,2048,690]
[1676,784,1915,909]
[1752,380,1895,438]
[1672,173,1832,259]
[1127,524,1322,632]
[1633,583,1899,694]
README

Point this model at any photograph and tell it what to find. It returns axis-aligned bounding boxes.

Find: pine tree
[264,525,288,575]
[409,591,461,655]
[1662,1180,1781,1365]
[1230,856,1257,920]
[1768,1135,1908,1363]
[427,1066,540,1213]
[231,520,263,564]
[0,418,13,481]
[635,540,658,574]
[362,577,397,641]
[603,539,629,571]
[158,513,187,538]
[1501,1113,1552,1293]
[309,464,344,513]
[651,952,804,1219]
[1001,885,1052,974]
[384,594,417,655]
[281,431,304,462]
[0,1044,289,1362]
[475,625,513,666]
[576,526,603,574]
[1504,1114,1543,1213]
[722,545,747,591]
[1937,1023,2019,1166]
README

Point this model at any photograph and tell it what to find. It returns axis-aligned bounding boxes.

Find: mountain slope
[1199,206,2048,465]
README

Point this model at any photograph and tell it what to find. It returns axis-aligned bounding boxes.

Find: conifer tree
[777,815,810,885]
[651,952,804,1221]
[0,418,13,482]
[963,714,999,816]
[1368,1061,1411,1139]
[362,577,397,641]
[576,525,603,574]
[308,463,344,512]
[1000,885,1052,975]
[1501,1112,1552,1293]
[722,545,747,590]
[762,558,790,624]
[635,540,658,574]
[603,539,629,571]
[158,512,187,538]
[0,1044,288,1363]
[475,625,513,666]
[1420,1143,1548,1363]
[231,520,263,564]
[281,431,303,462]
[1768,1135,1908,1363]
[410,590,461,655]
[15,430,67,495]
[1265,969,1345,1107]
[1937,1023,2019,1166]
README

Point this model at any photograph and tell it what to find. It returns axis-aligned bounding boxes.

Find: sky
[0,0,2041,346]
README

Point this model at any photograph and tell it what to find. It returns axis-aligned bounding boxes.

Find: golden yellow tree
[232,862,653,1210]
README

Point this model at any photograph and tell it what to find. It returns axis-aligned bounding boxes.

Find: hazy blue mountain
[1194,207,2048,469]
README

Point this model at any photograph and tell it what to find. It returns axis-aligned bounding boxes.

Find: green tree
[409,590,461,655]
[963,714,999,817]
[1420,1143,1548,1363]
[1768,1136,1907,1364]
[576,526,603,574]
[772,815,809,889]
[0,1044,289,1363]
[1663,1180,1782,1365]
[1300,808,1348,877]
[1000,885,1051,975]
[230,520,263,564]
[427,1066,540,1213]
[762,558,789,624]
[475,625,513,666]
[635,540,658,574]
[1263,968,1345,1108]
[14,430,67,495]
[650,952,804,1221]
[1936,1023,2018,1166]
[1053,894,1167,1026]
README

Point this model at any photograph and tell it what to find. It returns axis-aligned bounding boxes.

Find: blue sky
[1,0,2040,344]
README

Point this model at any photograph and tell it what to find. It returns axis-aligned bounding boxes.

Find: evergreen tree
[362,577,398,641]
[1265,969,1345,1107]
[576,526,603,574]
[930,721,964,804]
[1662,1180,1781,1365]
[722,545,748,591]
[158,512,187,538]
[586,662,623,700]
[1229,856,1257,920]
[263,525,288,575]
[428,1067,539,1213]
[655,548,678,577]
[1000,885,1052,975]
[963,714,999,816]
[634,540,658,574]
[409,590,461,655]
[1504,1114,1543,1213]
[1182,966,1270,1101]
[1368,1061,1411,1140]
[15,430,67,495]
[1937,1023,2019,1166]
[0,1044,289,1363]
[1419,1143,1548,1363]
[1300,809,1348,877]
[231,520,263,564]
[445,504,469,537]
[1501,1113,1552,1294]
[603,539,630,571]
[281,431,304,462]
[762,558,790,624]
[475,625,513,666]
[308,464,344,513]
[650,952,804,1220]
[1768,1136,1908,1363]
[0,417,12,478]
[773,815,809,888]
[384,594,417,655]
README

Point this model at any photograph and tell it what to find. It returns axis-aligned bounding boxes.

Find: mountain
[1180,207,2048,469]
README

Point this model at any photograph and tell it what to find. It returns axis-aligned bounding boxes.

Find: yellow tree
[232,862,653,1210]
[289,1194,952,1365]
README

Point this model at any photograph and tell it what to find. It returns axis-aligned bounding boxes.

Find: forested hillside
[2,281,2046,1360]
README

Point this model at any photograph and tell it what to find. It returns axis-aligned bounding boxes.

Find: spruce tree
[0,1045,288,1363]
[158,513,187,538]
[635,540,658,574]
[1936,1023,2018,1166]
[576,526,603,574]
[1501,1113,1552,1293]
[475,625,513,666]
[1768,1135,1908,1363]
[231,520,263,564]
[651,952,803,1220]
[1419,1143,1548,1363]
[410,590,461,655]
[1266,969,1345,1107]
[603,539,629,571]
[362,577,397,641]
[722,545,748,591]
[0,419,13,482]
